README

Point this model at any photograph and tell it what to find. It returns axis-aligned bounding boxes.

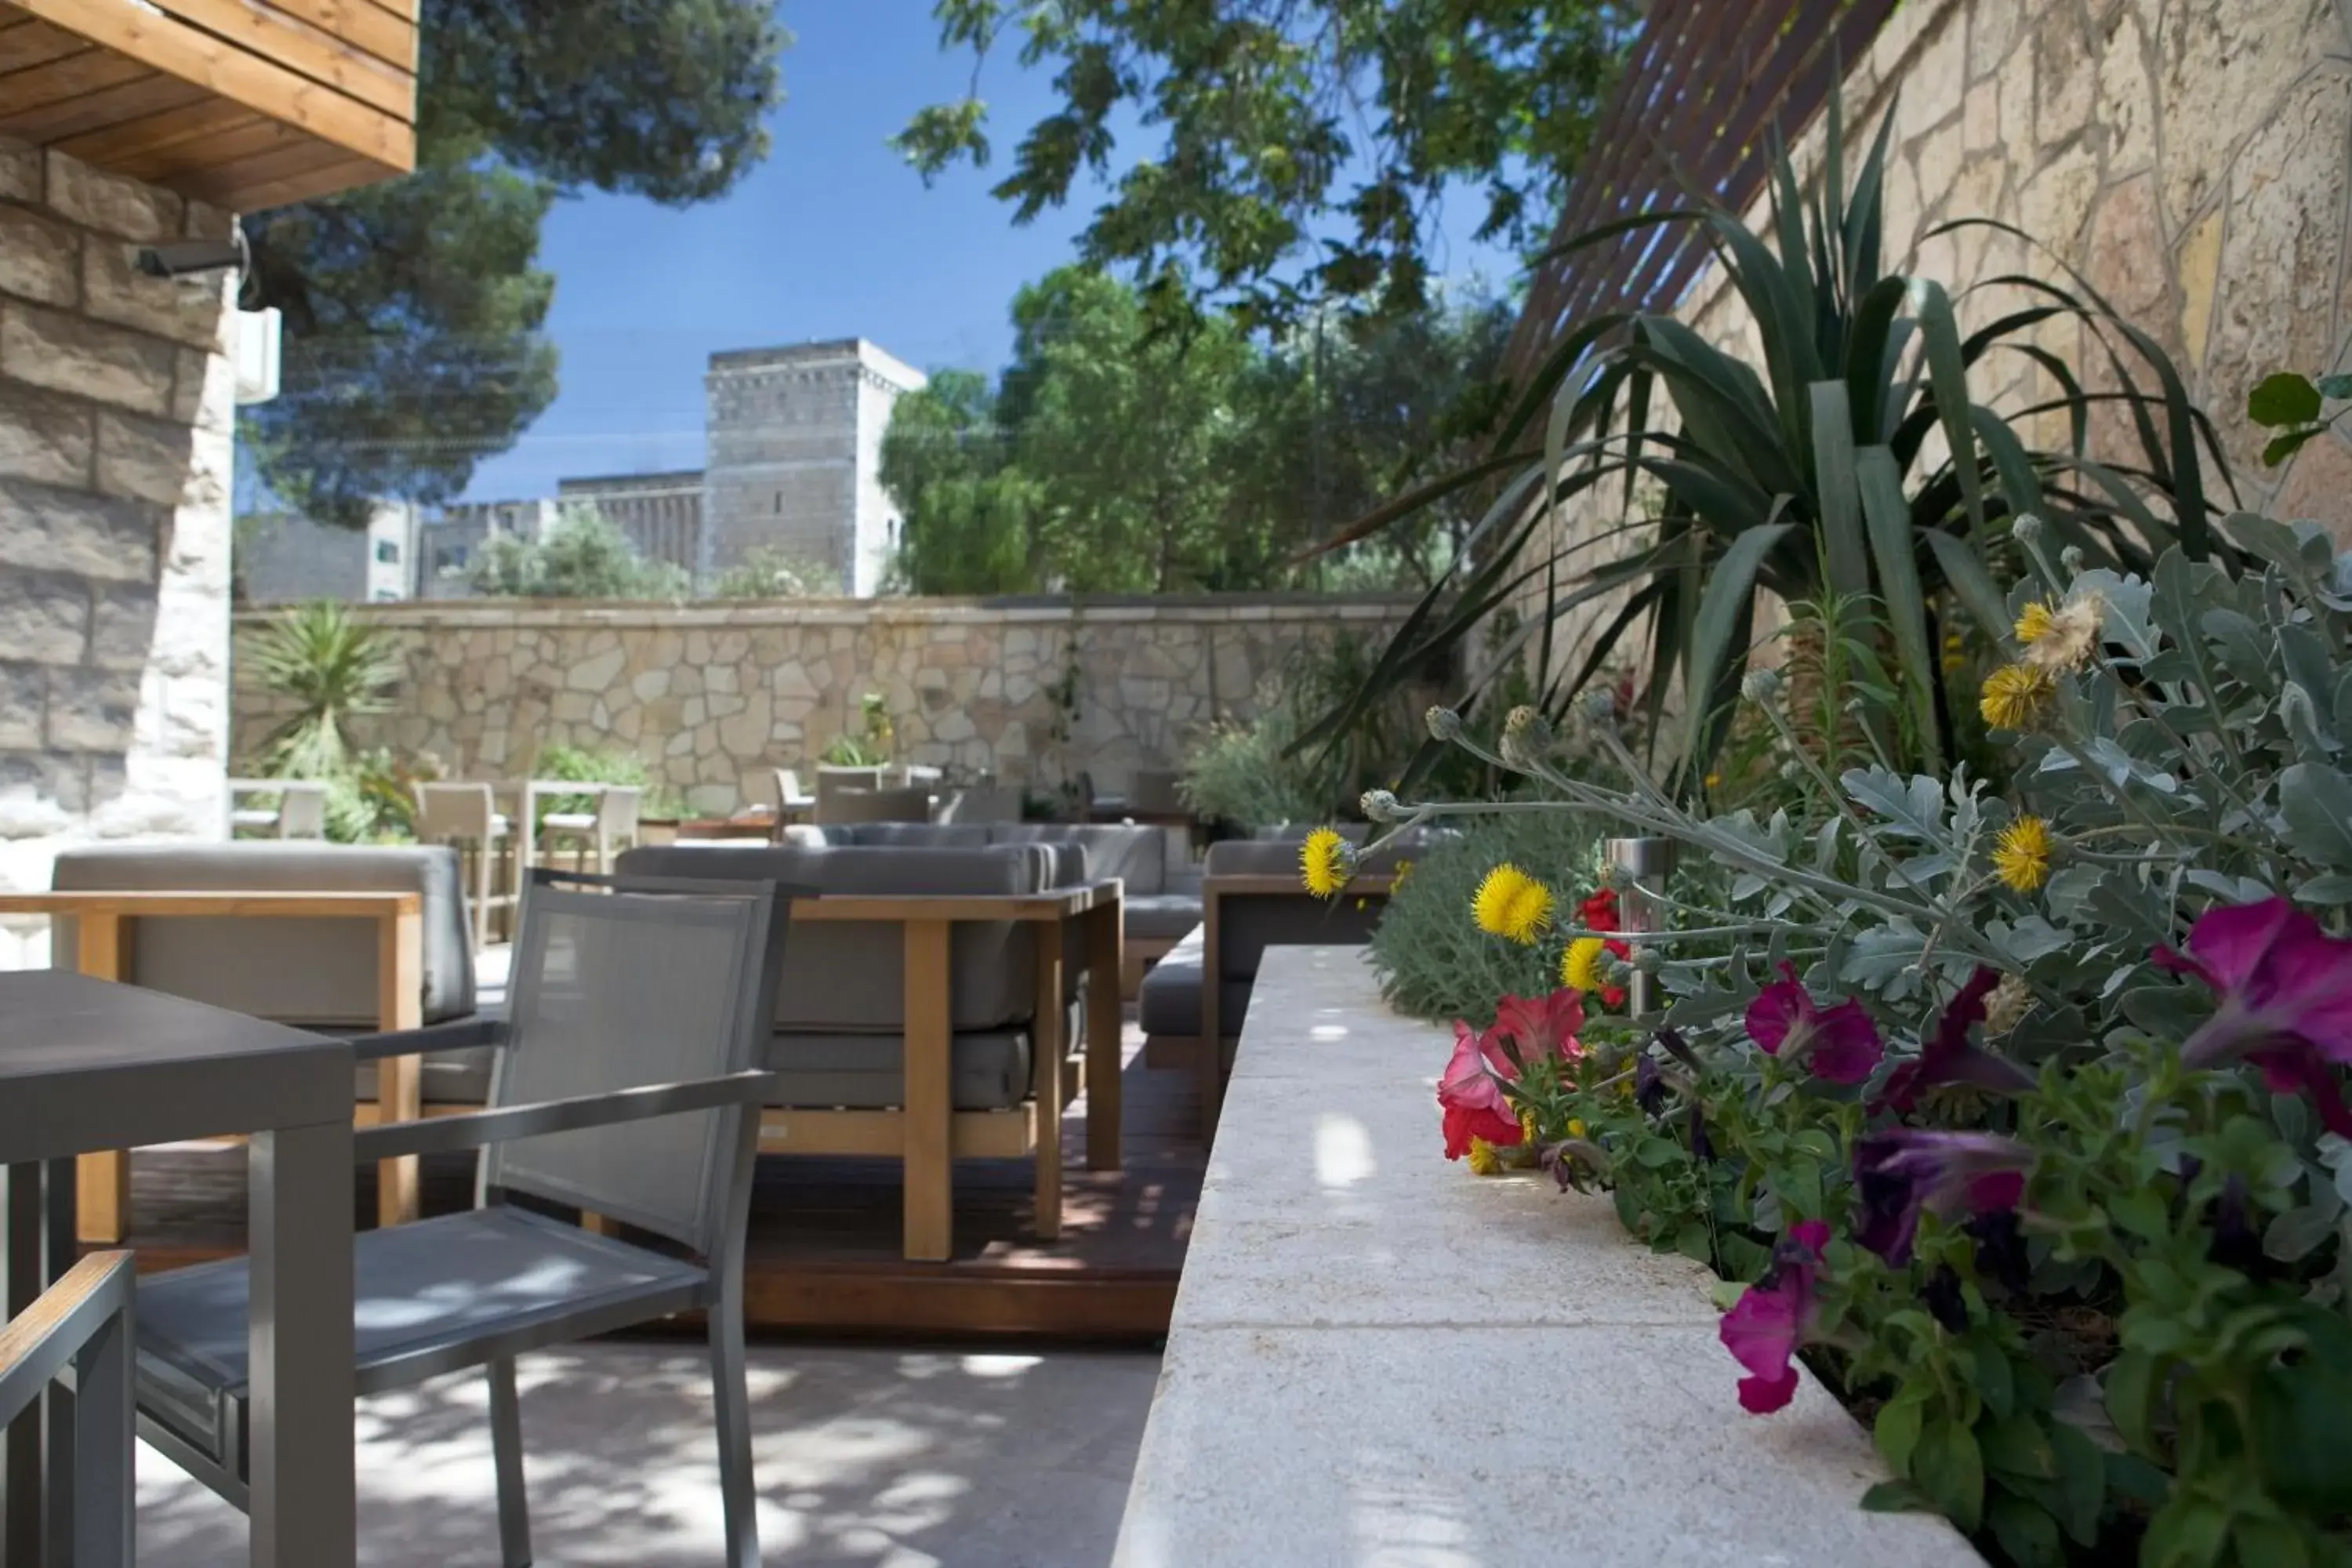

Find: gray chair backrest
[1127,768,1185,815]
[277,782,328,840]
[816,784,934,825]
[51,843,476,1025]
[485,868,797,1256]
[615,843,1049,1033]
[936,785,1023,824]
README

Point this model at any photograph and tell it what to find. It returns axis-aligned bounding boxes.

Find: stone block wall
[230,595,1415,815]
[1522,0,2352,676]
[0,138,236,966]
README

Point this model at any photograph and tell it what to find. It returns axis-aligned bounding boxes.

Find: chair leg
[709,1307,760,1568]
[488,1356,532,1567]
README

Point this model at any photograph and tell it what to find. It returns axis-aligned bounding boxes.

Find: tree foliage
[882,267,1511,594]
[243,0,789,528]
[470,505,688,600]
[897,0,1629,325]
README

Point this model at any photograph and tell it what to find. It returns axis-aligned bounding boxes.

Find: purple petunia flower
[1875,967,2034,1115]
[1718,1220,1831,1414]
[1745,963,1884,1084]
[1851,1129,2034,1266]
[2158,898,2352,1137]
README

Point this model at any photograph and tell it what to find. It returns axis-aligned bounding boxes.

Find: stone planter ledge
[1112,946,1981,1567]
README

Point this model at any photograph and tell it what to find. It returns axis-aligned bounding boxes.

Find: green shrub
[531,744,651,821]
[1368,806,1607,1021]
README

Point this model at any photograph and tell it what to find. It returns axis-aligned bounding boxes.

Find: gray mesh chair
[129,867,801,1568]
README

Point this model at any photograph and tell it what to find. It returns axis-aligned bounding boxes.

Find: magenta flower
[1852,1129,2034,1266]
[1718,1220,1831,1414]
[1745,963,1882,1084]
[1875,967,2034,1115]
[1488,987,1587,1070]
[2157,898,2352,1136]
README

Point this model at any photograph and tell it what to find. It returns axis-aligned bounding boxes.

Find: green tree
[896,1,1628,326]
[243,0,790,528]
[471,505,688,600]
[880,369,1040,593]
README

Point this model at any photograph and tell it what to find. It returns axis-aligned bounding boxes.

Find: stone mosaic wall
[1526,0,2352,665]
[231,596,1416,814]
[0,139,237,964]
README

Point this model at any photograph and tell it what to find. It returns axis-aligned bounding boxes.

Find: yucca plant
[254,600,401,780]
[1305,95,2234,788]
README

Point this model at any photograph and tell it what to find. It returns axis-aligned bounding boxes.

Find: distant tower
[702,339,927,597]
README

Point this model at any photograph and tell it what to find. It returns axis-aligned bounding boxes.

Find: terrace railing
[1501,0,1896,387]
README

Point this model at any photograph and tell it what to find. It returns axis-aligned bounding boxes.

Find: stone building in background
[702,338,926,597]
[558,470,703,579]
[238,501,423,604]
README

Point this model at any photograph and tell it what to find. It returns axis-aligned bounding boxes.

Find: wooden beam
[52,94,265,166]
[148,0,413,119]
[0,46,148,114]
[7,0,412,166]
[0,891,419,918]
[176,143,390,211]
[1029,932,1064,1243]
[0,69,206,144]
[757,1108,1036,1161]
[233,0,416,73]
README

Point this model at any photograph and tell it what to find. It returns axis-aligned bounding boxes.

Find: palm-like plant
[254,600,401,780]
[1307,97,2234,786]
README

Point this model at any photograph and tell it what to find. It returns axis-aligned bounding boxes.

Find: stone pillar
[0,137,235,967]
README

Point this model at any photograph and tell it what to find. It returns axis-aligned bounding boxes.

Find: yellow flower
[1704,771,1722,791]
[1299,827,1352,899]
[1472,863,1555,945]
[2013,601,2057,645]
[1979,662,2057,731]
[1567,1119,1587,1139]
[2018,591,2106,673]
[1519,1110,1538,1144]
[1466,1138,1501,1176]
[1561,935,1610,993]
[1993,815,2053,893]
[1392,858,1414,895]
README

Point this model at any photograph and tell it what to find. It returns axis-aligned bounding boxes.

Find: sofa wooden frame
[1195,873,1395,1132]
[0,889,427,1243]
[768,881,1125,1262]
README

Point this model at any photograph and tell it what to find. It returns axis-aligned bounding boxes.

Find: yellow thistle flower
[1704,771,1722,791]
[1979,662,2057,731]
[1561,935,1610,993]
[1472,863,1555,945]
[1993,815,2054,893]
[2018,591,2106,673]
[1567,1119,1587,1138]
[1466,1138,1501,1176]
[2013,601,2057,645]
[1299,827,1351,899]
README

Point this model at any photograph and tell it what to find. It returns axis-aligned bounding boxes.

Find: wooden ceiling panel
[0,68,208,143]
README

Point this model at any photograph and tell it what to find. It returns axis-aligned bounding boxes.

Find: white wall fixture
[235,307,282,406]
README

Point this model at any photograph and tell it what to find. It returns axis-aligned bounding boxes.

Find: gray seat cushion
[765,995,1084,1112]
[1137,924,1249,1040]
[52,842,475,1025]
[136,1206,705,1475]
[1125,893,1205,941]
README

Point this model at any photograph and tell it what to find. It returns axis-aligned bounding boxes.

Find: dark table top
[0,971,354,1162]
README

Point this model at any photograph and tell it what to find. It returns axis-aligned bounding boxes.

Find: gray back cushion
[617,843,1048,1033]
[1204,837,1421,979]
[989,824,1165,895]
[51,843,475,1025]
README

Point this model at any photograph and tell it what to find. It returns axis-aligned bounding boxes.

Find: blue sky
[457,1,1520,503]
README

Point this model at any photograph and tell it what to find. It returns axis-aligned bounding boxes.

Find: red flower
[1744,963,1883,1085]
[1719,1221,1831,1414]
[1875,967,2032,1114]
[1576,888,1632,1007]
[1439,1019,1523,1160]
[2159,898,2352,1137]
[1490,987,1586,1069]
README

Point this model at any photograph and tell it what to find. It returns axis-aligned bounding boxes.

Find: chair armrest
[349,1014,509,1062]
[351,1069,775,1163]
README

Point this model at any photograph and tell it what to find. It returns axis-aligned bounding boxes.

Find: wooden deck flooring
[88,1027,1202,1344]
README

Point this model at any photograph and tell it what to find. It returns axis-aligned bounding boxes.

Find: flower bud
[1425,705,1464,742]
[2059,545,2085,575]
[1632,946,1663,975]
[1498,706,1553,769]
[2011,513,2045,546]
[1359,788,1403,822]
[1579,688,1617,725]
[1741,666,1784,704]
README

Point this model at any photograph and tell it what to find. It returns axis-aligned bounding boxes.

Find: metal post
[1606,837,1675,1016]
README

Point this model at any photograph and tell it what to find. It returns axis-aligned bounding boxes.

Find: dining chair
[414,782,514,950]
[129,866,802,1568]
[541,786,642,875]
[227,780,329,841]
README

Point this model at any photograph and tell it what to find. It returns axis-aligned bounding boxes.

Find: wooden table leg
[1085,900,1123,1173]
[375,906,424,1228]
[71,916,129,1247]
[1030,938,1065,1243]
[249,1119,356,1568]
[902,920,953,1263]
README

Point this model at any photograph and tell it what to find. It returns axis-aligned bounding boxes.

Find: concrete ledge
[1113,946,1981,1567]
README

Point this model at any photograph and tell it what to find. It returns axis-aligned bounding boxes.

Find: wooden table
[0,972,355,1568]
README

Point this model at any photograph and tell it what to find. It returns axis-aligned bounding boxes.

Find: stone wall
[1527,0,2352,670]
[0,138,237,965]
[230,595,1416,814]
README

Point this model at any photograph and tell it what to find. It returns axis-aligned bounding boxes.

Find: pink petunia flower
[1852,1129,2034,1266]
[1489,987,1587,1070]
[2158,898,2352,1137]
[1875,967,2034,1115]
[1745,963,1884,1084]
[1718,1220,1832,1414]
[1438,1018,1523,1160]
